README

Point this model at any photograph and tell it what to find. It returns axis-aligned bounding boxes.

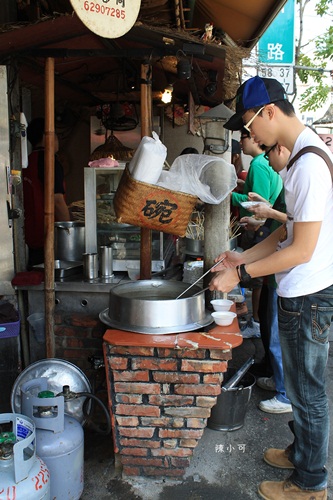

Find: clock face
[70,0,141,39]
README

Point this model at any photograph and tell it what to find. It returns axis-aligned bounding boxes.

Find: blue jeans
[268,287,289,404]
[278,284,333,491]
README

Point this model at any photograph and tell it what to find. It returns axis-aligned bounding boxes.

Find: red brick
[121,447,148,456]
[174,384,221,396]
[65,338,84,348]
[115,416,139,427]
[109,346,154,356]
[203,373,223,384]
[131,358,178,371]
[113,370,149,382]
[140,417,184,427]
[151,448,193,457]
[114,382,161,394]
[179,439,199,448]
[121,457,164,467]
[163,439,177,449]
[186,418,208,428]
[148,395,194,406]
[156,348,177,358]
[170,457,191,468]
[161,383,170,394]
[181,359,228,373]
[141,467,185,477]
[119,438,161,448]
[152,372,200,384]
[54,326,88,337]
[175,350,207,359]
[70,314,99,328]
[196,396,218,407]
[209,349,232,360]
[62,349,92,359]
[122,466,140,476]
[164,407,211,418]
[116,404,160,417]
[158,429,204,439]
[109,357,128,370]
[115,394,143,404]
[118,427,155,438]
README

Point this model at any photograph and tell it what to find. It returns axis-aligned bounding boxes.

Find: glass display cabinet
[84,167,175,271]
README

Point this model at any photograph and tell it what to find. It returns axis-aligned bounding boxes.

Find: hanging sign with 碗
[70,0,141,39]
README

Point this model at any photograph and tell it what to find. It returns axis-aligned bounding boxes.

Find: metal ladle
[175,256,227,300]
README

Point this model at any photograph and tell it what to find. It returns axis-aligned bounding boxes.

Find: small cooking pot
[54,221,85,262]
[99,280,213,335]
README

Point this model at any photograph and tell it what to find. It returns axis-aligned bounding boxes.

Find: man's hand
[212,250,243,271]
[209,267,240,293]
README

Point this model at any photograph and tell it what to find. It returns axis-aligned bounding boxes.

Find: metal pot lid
[99,308,213,335]
[11,358,91,424]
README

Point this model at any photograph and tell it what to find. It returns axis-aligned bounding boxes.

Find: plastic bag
[128,131,167,183]
[157,154,237,204]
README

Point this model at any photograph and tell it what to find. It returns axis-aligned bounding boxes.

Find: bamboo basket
[114,166,198,237]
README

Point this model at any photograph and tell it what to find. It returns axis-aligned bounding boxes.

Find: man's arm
[210,221,321,292]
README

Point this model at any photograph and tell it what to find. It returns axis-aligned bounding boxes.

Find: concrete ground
[81,327,333,500]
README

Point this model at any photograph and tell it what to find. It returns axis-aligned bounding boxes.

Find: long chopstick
[175,256,227,300]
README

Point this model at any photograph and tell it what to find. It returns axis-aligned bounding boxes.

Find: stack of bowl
[210,299,236,326]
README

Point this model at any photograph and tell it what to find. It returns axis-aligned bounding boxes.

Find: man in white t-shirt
[209,76,333,500]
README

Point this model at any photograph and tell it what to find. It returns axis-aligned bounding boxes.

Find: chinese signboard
[70,0,141,38]
[258,0,295,65]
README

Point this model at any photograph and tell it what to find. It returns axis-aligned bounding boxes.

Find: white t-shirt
[276,127,333,297]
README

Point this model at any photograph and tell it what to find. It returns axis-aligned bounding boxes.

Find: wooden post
[140,62,153,279]
[44,57,55,358]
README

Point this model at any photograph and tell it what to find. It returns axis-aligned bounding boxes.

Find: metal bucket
[207,369,256,431]
[54,222,85,262]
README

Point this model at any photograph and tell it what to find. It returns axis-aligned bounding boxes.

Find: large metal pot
[99,280,213,335]
[54,221,85,262]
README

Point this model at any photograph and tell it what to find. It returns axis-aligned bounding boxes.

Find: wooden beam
[44,57,55,358]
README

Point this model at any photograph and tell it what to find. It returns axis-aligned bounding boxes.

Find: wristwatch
[237,264,252,284]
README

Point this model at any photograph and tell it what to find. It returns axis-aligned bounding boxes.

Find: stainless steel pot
[99,280,213,335]
[184,237,204,256]
[55,222,85,262]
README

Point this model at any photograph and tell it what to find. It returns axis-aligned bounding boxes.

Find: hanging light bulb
[161,85,173,104]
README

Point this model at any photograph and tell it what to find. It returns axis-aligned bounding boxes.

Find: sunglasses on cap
[264,144,278,161]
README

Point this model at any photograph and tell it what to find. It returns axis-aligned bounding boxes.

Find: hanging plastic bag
[128,131,167,183]
[157,154,237,204]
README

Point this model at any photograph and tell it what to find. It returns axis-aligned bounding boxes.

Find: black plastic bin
[207,369,256,431]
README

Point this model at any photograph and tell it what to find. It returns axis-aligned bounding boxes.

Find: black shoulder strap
[286,146,333,182]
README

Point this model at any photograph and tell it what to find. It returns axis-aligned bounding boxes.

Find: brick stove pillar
[103,326,242,477]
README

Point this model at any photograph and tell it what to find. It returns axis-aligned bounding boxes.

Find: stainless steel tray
[34,260,83,279]
[99,307,213,335]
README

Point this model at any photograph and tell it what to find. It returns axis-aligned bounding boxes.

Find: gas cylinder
[0,413,50,499]
[21,378,84,500]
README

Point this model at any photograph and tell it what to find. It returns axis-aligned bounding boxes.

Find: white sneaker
[240,317,260,338]
[259,396,293,414]
[256,376,276,391]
